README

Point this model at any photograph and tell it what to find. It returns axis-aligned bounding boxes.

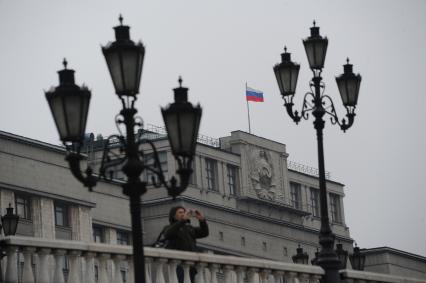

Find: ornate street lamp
[274,22,361,283]
[1,204,19,237]
[335,243,349,269]
[46,16,202,283]
[349,244,366,271]
[292,245,309,265]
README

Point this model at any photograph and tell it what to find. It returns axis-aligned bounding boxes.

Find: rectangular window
[241,236,246,247]
[15,195,31,220]
[290,182,302,209]
[187,159,196,185]
[93,225,104,243]
[329,193,342,223]
[121,270,127,283]
[117,230,130,245]
[54,202,69,227]
[226,164,238,195]
[205,158,217,191]
[145,151,168,185]
[310,188,320,217]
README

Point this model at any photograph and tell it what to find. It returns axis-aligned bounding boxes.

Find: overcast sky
[1,0,425,256]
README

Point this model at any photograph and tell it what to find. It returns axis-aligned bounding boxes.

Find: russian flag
[246,86,264,102]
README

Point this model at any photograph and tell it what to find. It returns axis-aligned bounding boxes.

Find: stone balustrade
[341,269,426,283]
[1,236,424,283]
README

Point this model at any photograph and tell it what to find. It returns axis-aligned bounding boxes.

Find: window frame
[117,230,130,245]
[92,225,104,243]
[310,187,320,217]
[329,193,342,224]
[205,158,218,191]
[226,164,239,196]
[54,202,69,227]
[15,194,32,220]
[290,182,302,209]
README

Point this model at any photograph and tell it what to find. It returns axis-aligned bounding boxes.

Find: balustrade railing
[1,236,323,283]
[1,236,424,283]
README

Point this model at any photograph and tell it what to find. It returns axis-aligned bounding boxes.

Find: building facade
[0,128,352,262]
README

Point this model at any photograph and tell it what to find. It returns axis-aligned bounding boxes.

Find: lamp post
[273,22,361,283]
[0,204,19,283]
[45,16,202,283]
[292,244,309,265]
[349,244,366,271]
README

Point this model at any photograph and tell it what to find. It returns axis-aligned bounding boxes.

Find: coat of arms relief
[249,149,277,200]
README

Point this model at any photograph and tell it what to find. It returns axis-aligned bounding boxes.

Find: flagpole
[246,82,252,134]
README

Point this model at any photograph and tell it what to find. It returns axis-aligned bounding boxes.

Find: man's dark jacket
[163,209,209,252]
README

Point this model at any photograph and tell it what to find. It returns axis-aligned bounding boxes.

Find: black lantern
[336,58,362,108]
[311,248,320,265]
[335,243,349,269]
[273,47,300,97]
[292,245,309,265]
[45,59,91,144]
[349,245,366,271]
[102,15,145,98]
[162,77,202,159]
[303,21,328,71]
[1,204,19,236]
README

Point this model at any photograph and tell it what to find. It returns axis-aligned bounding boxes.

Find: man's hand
[193,209,205,220]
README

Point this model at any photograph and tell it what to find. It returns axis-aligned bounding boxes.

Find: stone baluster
[224,264,236,283]
[98,253,111,283]
[309,274,322,283]
[284,271,297,283]
[113,254,126,283]
[68,250,82,283]
[52,249,67,283]
[145,257,153,283]
[208,264,219,283]
[37,248,51,283]
[260,269,271,283]
[5,246,18,283]
[298,273,311,283]
[194,262,207,283]
[182,261,194,283]
[168,259,179,283]
[83,252,96,283]
[247,268,260,283]
[272,271,285,283]
[235,266,246,283]
[155,258,167,283]
[127,256,134,283]
[21,247,36,283]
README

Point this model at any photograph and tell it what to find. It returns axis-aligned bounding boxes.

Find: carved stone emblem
[250,149,276,200]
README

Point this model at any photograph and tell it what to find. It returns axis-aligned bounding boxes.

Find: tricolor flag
[246,86,264,102]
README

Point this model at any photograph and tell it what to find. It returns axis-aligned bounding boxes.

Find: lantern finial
[119,14,123,25]
[347,57,350,64]
[63,58,68,69]
[284,46,287,52]
[313,20,316,27]
[178,76,183,87]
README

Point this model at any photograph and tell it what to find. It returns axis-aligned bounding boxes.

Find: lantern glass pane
[290,68,299,93]
[179,110,201,155]
[121,49,140,94]
[64,94,84,139]
[163,111,181,154]
[48,94,68,140]
[105,51,124,94]
[304,42,315,68]
[337,77,360,107]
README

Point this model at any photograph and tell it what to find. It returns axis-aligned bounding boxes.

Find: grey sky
[1,0,425,256]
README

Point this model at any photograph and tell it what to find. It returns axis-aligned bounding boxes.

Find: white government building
[0,127,425,282]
